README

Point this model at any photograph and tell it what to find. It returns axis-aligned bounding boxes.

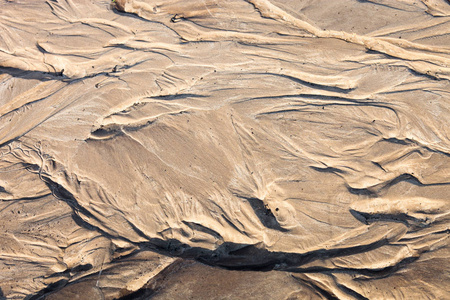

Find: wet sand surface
[0,0,449,299]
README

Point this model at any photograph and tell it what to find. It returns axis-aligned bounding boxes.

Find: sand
[0,0,449,299]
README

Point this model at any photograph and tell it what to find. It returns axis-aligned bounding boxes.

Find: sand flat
[0,0,449,299]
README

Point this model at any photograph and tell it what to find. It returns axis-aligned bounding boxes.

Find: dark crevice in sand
[383,137,450,157]
[384,173,450,189]
[262,72,356,93]
[25,279,69,300]
[0,67,65,81]
[0,137,21,150]
[181,221,224,241]
[310,166,347,175]
[117,288,155,300]
[136,234,395,273]
[355,0,411,12]
[151,93,208,100]
[90,127,125,141]
[355,210,431,226]
[346,173,450,199]
[335,282,369,300]
[235,196,288,232]
[247,94,396,109]
[347,187,378,197]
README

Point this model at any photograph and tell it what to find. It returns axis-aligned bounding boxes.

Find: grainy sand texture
[0,0,449,299]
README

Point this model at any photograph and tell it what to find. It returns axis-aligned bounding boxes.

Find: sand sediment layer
[0,0,449,299]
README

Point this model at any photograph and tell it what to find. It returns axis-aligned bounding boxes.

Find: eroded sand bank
[0,0,449,299]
